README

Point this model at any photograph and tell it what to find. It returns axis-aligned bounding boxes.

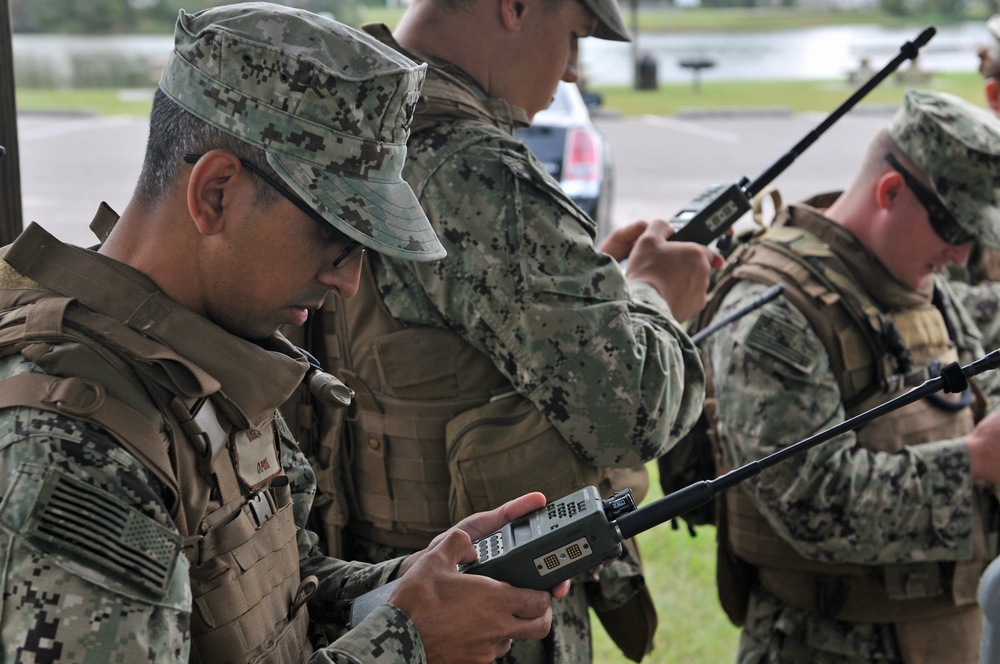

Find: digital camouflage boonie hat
[889,88,1000,250]
[159,2,445,261]
[580,0,632,42]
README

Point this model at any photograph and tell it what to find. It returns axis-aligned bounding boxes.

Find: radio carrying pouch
[445,392,601,521]
[445,392,657,659]
[585,537,658,661]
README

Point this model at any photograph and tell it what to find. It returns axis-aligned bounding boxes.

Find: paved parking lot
[594,106,895,234]
[11,106,896,247]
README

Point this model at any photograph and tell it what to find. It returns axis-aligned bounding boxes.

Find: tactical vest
[705,211,998,628]
[319,257,627,550]
[0,221,314,664]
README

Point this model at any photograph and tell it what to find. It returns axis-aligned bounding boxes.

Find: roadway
[12,106,896,247]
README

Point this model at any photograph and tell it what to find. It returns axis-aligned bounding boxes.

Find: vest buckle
[248,488,275,528]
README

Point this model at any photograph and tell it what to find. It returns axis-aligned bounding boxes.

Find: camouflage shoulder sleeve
[947,276,1000,354]
[934,275,1000,404]
[944,264,1000,356]
[0,404,191,663]
[705,279,976,566]
[316,604,424,664]
[379,130,704,467]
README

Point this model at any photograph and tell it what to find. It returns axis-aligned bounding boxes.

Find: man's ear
[500,0,527,31]
[986,78,1000,115]
[185,150,240,236]
[875,169,904,211]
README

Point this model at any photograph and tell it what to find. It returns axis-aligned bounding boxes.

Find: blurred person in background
[946,14,1000,353]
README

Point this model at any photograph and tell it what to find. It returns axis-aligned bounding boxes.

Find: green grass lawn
[591,461,740,663]
[14,70,988,119]
[593,71,987,116]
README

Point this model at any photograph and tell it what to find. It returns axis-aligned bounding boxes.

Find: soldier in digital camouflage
[0,3,569,662]
[945,15,1000,355]
[276,0,724,661]
[698,89,1000,663]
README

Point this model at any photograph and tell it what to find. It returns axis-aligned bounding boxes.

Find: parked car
[517,81,615,242]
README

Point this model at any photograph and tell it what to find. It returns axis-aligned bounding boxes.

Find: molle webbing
[189,450,309,664]
[345,380,476,536]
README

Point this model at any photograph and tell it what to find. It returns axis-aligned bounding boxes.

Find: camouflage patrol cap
[159,2,446,262]
[580,0,632,42]
[888,88,1000,250]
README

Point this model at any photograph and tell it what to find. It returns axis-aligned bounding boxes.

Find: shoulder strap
[710,226,904,408]
[0,372,179,504]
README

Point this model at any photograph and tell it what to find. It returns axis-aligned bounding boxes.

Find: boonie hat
[888,89,1000,250]
[159,2,445,262]
[581,0,632,42]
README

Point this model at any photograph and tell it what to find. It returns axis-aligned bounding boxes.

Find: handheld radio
[668,26,936,246]
[349,350,1000,627]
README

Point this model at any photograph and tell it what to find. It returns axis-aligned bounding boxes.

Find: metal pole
[0,0,22,244]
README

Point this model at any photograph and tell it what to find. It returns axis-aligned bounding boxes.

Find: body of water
[582,21,992,85]
[11,21,994,88]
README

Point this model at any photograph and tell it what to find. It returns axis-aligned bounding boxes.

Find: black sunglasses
[884,153,974,246]
[183,153,365,268]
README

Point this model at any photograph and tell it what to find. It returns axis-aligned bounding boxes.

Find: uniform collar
[786,193,934,309]
[363,23,530,133]
[3,216,308,429]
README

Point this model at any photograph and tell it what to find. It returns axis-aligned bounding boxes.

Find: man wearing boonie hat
[278,0,722,661]
[692,88,1000,663]
[0,3,568,662]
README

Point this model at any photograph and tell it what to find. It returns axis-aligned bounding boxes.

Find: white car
[517,81,615,242]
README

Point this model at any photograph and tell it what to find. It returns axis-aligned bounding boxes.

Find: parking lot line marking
[640,115,742,143]
[19,116,137,142]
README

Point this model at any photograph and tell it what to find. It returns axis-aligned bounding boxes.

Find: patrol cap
[888,88,1000,250]
[581,0,632,42]
[159,2,446,262]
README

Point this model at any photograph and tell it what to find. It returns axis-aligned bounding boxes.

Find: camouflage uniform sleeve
[0,405,191,663]
[310,605,425,664]
[705,280,976,565]
[935,275,1000,406]
[379,136,705,466]
[945,265,1000,357]
[948,277,1000,353]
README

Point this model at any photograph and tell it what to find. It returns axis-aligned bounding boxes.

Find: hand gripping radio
[349,350,1000,627]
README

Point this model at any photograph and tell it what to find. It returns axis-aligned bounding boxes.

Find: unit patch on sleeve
[744,312,818,376]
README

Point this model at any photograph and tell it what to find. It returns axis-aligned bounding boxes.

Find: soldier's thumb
[437,528,477,566]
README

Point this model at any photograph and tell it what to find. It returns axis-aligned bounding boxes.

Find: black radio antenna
[669,27,936,245]
[615,348,997,539]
